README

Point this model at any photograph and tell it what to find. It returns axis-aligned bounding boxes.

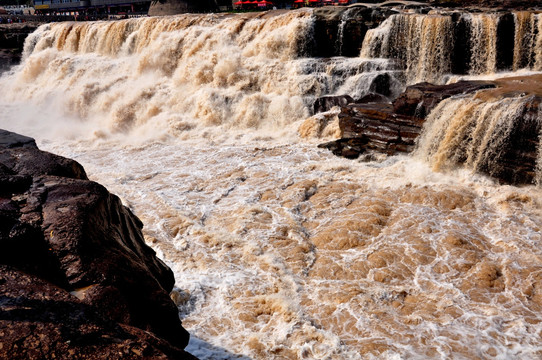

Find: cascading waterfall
[14,12,315,133]
[361,13,454,84]
[335,7,356,56]
[6,11,401,139]
[513,12,542,70]
[537,100,542,185]
[416,92,542,183]
[513,11,535,70]
[2,7,542,360]
[467,13,499,75]
[536,13,542,69]
[361,11,542,83]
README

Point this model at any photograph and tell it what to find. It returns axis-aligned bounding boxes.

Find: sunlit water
[1,8,542,359]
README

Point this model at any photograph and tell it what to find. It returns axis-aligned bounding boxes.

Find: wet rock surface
[319,101,425,156]
[392,80,496,118]
[0,24,39,72]
[312,5,398,57]
[0,129,195,359]
[317,80,541,185]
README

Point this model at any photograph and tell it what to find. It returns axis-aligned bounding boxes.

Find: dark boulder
[0,129,194,358]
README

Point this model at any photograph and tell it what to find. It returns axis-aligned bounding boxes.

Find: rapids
[1,7,542,359]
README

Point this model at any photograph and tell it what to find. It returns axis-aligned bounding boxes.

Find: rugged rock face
[311,5,399,58]
[319,101,426,156]
[0,23,39,72]
[392,80,496,118]
[0,130,195,359]
[317,80,541,185]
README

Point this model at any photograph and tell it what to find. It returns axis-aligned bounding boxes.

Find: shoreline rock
[0,129,196,359]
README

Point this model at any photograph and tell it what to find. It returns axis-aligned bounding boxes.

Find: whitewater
[1,8,542,359]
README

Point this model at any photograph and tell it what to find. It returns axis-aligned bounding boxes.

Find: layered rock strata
[0,130,195,359]
[318,79,541,185]
[319,81,495,155]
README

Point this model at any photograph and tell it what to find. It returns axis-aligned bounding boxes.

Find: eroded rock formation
[0,23,39,72]
[311,5,399,58]
[0,130,195,359]
[318,79,542,185]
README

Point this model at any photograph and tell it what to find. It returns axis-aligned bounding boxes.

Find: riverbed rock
[0,23,39,72]
[0,129,194,359]
[312,5,398,57]
[318,80,542,185]
[335,102,426,155]
[392,80,496,118]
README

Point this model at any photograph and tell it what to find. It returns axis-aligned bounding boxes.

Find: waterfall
[360,11,541,84]
[3,8,542,360]
[513,11,535,70]
[513,12,542,71]
[5,10,400,137]
[416,92,542,183]
[467,13,499,75]
[536,14,542,70]
[335,7,356,57]
[361,13,454,84]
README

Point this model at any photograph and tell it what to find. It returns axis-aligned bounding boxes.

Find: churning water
[1,8,542,359]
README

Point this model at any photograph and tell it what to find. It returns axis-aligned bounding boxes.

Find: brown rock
[0,265,197,359]
[333,102,425,156]
[392,81,496,118]
[0,129,194,358]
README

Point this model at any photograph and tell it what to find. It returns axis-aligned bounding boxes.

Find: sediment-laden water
[1,8,542,359]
